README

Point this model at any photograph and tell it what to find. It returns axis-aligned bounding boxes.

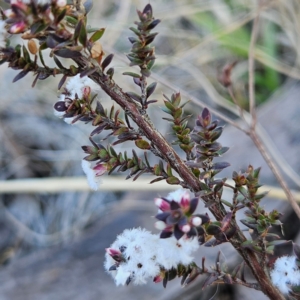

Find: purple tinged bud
[93,163,107,176]
[106,248,123,262]
[154,197,170,212]
[179,191,190,212]
[153,273,163,283]
[9,21,26,34]
[201,108,211,127]
[11,0,27,11]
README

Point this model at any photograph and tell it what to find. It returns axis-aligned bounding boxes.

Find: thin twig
[249,131,300,218]
[247,3,300,219]
[248,8,261,128]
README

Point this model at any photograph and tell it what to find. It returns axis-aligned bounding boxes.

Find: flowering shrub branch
[1,1,299,299]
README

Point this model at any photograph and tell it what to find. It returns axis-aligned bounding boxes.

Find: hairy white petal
[270,256,300,294]
[167,189,187,203]
[81,160,101,190]
[66,74,99,98]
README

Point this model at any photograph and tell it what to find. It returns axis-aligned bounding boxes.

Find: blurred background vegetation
[0,0,299,299]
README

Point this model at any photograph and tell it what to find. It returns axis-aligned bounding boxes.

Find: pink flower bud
[106,248,123,262]
[82,86,91,98]
[93,163,107,176]
[9,21,26,34]
[153,274,163,283]
[10,0,28,11]
[179,191,190,211]
[154,197,170,212]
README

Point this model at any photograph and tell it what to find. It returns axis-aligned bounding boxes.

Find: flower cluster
[154,190,210,242]
[104,228,199,286]
[53,74,99,124]
[270,255,300,294]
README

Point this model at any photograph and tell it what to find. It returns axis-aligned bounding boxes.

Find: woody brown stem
[71,55,284,300]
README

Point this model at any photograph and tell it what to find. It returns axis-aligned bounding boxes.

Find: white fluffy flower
[0,20,7,48]
[167,189,189,203]
[81,160,101,191]
[270,255,300,294]
[54,75,99,122]
[105,228,160,285]
[104,227,199,286]
[157,236,199,269]
[65,74,99,99]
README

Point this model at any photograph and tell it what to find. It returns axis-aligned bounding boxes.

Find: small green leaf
[173,108,182,120]
[56,8,67,24]
[79,21,87,47]
[108,146,118,158]
[206,224,222,235]
[83,154,98,161]
[123,71,140,78]
[153,164,161,176]
[89,28,105,43]
[241,240,254,248]
[166,176,180,185]
[161,107,172,115]
[164,101,175,112]
[135,139,151,150]
[129,27,141,36]
[147,59,155,70]
[150,177,165,184]
[65,16,78,26]
[221,199,233,208]
[166,164,173,177]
